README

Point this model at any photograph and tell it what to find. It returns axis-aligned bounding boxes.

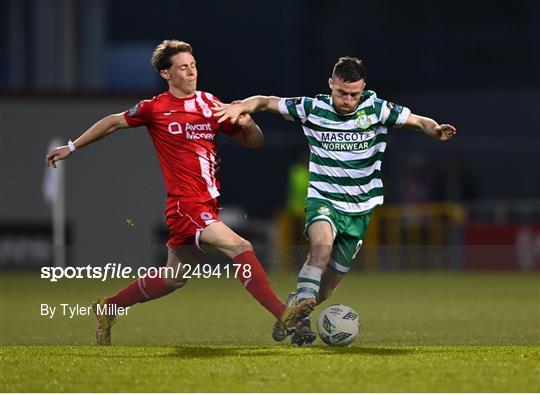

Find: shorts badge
[200,212,212,220]
[318,206,331,215]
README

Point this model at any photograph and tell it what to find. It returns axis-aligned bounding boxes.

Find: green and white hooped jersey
[278,91,410,215]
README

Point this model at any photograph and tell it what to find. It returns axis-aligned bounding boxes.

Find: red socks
[234,250,286,319]
[105,253,286,320]
[106,268,174,309]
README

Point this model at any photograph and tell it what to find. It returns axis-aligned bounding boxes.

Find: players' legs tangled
[289,266,345,347]
[296,220,334,301]
[200,221,286,320]
[201,221,317,342]
[317,265,345,305]
[287,221,335,346]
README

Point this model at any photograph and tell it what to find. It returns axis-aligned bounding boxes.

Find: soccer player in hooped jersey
[45,40,312,345]
[214,57,456,346]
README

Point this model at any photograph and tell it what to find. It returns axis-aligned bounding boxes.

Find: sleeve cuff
[123,111,137,127]
[395,107,411,126]
[278,98,294,121]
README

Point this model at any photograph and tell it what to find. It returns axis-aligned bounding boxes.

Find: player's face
[329,77,366,114]
[161,52,198,96]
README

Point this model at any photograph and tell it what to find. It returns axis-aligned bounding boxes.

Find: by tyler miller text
[40,303,130,319]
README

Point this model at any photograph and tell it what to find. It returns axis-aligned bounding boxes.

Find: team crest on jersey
[127,103,140,117]
[356,109,371,129]
[318,206,331,215]
[200,212,212,220]
[202,107,213,118]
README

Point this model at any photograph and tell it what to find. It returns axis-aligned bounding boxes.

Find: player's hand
[235,113,254,127]
[213,102,246,124]
[434,124,456,141]
[45,146,71,168]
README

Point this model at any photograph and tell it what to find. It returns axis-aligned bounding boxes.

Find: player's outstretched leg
[275,291,317,346]
[273,292,317,345]
[281,259,325,330]
[92,296,117,346]
[272,292,296,341]
[272,262,324,338]
[92,250,188,346]
[284,221,335,333]
[200,222,288,324]
[278,297,317,333]
[234,249,287,320]
[292,264,346,346]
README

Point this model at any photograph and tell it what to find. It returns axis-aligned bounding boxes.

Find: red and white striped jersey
[123,90,239,203]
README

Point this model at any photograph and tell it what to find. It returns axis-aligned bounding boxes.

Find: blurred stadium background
[1,1,539,392]
[1,0,539,272]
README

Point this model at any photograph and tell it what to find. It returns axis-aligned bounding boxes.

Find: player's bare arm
[229,113,264,148]
[214,96,281,124]
[402,113,456,141]
[45,113,130,168]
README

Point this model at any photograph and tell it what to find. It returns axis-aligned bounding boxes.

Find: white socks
[296,264,323,300]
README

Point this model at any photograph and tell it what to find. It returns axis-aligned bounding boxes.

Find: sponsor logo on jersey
[168,122,183,135]
[319,131,374,151]
[185,123,214,140]
[320,132,372,142]
[167,122,215,140]
[356,109,371,129]
[186,131,215,140]
[321,141,370,151]
[321,132,375,151]
[185,123,212,132]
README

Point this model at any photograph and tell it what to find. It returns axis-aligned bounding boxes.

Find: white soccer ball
[316,304,360,346]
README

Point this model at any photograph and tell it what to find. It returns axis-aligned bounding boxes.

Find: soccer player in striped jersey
[214,56,456,345]
[45,40,312,345]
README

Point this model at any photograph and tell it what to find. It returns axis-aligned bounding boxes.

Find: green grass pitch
[1,271,539,392]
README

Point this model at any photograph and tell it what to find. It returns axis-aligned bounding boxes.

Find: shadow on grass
[110,345,418,359]
[7,344,420,360]
[167,346,283,359]
[314,345,417,356]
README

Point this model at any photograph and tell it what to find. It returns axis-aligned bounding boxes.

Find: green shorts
[304,198,371,274]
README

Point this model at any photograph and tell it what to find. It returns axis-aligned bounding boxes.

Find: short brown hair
[151,40,193,72]
[332,57,366,83]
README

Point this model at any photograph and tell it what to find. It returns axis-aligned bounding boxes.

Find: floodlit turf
[2,344,538,392]
[1,271,539,392]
